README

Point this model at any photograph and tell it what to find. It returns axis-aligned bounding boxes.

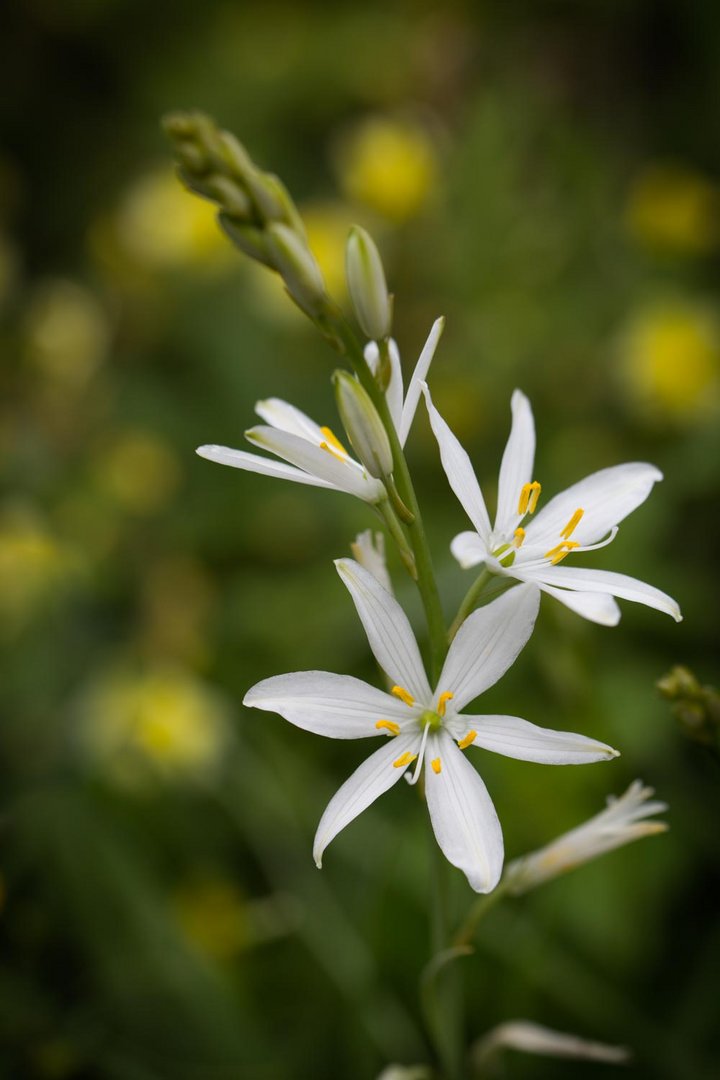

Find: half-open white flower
[243,559,618,893]
[504,779,668,894]
[422,384,681,626]
[196,318,445,499]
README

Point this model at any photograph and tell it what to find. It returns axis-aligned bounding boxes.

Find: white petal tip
[609,748,621,759]
[313,854,323,869]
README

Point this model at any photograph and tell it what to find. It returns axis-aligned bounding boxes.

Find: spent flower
[423,384,681,626]
[244,560,618,893]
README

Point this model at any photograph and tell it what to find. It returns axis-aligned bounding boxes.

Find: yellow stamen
[393,751,417,769]
[513,527,526,548]
[544,541,580,565]
[559,507,584,541]
[319,426,348,456]
[517,481,541,515]
[391,685,415,707]
[375,719,400,736]
[431,757,442,774]
[437,691,454,717]
[319,441,345,462]
[457,730,477,750]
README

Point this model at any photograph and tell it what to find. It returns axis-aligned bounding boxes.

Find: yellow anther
[375,719,400,736]
[457,730,477,750]
[319,426,348,456]
[431,757,442,774]
[517,480,542,516]
[393,751,417,769]
[319,440,345,462]
[544,541,580,565]
[559,507,584,541]
[391,686,415,707]
[437,691,454,717]
[513,527,526,548]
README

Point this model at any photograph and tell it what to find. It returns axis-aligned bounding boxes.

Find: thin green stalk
[448,569,492,642]
[453,879,509,949]
[327,311,448,681]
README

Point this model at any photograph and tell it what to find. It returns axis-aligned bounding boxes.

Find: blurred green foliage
[1,1,719,1077]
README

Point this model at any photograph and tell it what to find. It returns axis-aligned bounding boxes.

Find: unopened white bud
[350,530,393,594]
[266,224,327,317]
[346,226,392,341]
[333,370,393,479]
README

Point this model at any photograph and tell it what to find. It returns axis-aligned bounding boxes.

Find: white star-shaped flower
[244,559,618,893]
[196,319,444,501]
[422,385,682,626]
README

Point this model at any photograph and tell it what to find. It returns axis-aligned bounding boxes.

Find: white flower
[474,1021,630,1067]
[350,529,393,593]
[243,559,618,893]
[505,780,668,893]
[422,384,682,626]
[196,318,445,499]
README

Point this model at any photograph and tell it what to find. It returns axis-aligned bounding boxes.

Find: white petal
[365,338,404,433]
[421,383,492,542]
[525,462,663,548]
[438,583,540,710]
[536,583,621,626]
[313,733,419,866]
[450,530,488,569]
[254,397,324,442]
[466,714,619,764]
[399,317,445,446]
[425,732,503,893]
[196,445,335,488]
[495,390,536,535]
[530,566,682,622]
[243,671,412,738]
[246,425,384,501]
[335,559,432,701]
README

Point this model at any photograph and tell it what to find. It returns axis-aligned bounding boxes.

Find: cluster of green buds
[163,110,327,317]
[658,665,720,750]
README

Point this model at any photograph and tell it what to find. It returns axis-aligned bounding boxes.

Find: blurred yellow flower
[0,509,79,634]
[25,278,109,388]
[626,164,720,255]
[173,879,249,960]
[140,556,215,666]
[114,166,228,268]
[621,301,720,418]
[78,666,230,786]
[334,117,438,222]
[95,430,181,513]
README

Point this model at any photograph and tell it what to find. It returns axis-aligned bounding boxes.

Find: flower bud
[345,226,392,340]
[333,370,393,479]
[350,530,393,594]
[266,223,327,317]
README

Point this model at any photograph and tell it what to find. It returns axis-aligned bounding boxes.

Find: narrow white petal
[246,425,384,501]
[466,714,619,764]
[536,583,621,626]
[243,671,412,738]
[421,383,492,542]
[495,390,536,535]
[425,733,503,893]
[525,462,663,548]
[313,733,418,866]
[196,445,335,488]
[365,338,404,433]
[399,317,445,446]
[335,559,432,701]
[254,397,324,442]
[450,530,488,569]
[438,583,540,710]
[531,566,682,622]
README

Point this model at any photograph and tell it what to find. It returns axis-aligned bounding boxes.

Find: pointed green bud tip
[266,223,327,317]
[333,370,393,480]
[345,226,392,341]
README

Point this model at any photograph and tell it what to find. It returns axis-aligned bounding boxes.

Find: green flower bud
[333,370,393,479]
[345,226,392,341]
[266,223,327,316]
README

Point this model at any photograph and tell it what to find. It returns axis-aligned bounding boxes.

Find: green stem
[453,879,509,949]
[327,312,447,681]
[423,825,465,1079]
[448,569,492,642]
